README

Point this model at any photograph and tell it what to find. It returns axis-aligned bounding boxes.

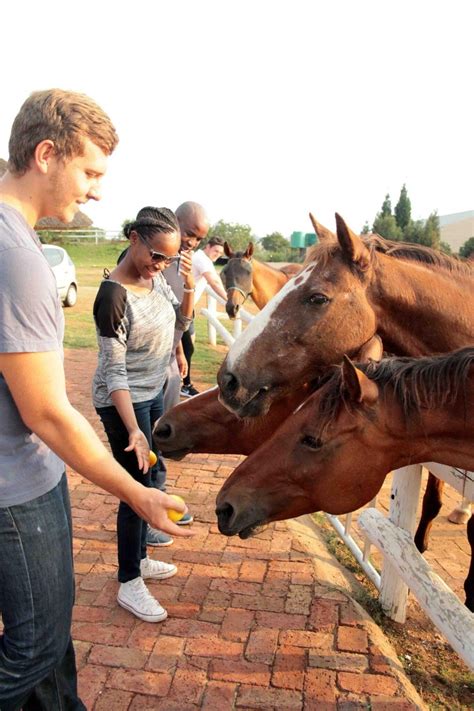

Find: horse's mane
[304,233,473,276]
[316,347,474,435]
[367,234,472,274]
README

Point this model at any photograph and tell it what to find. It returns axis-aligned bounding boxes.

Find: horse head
[217,215,377,417]
[216,355,388,537]
[221,242,255,319]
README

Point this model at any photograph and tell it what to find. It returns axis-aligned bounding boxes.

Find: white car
[43,244,78,307]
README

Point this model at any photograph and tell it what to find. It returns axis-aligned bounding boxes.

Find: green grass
[62,240,228,383]
[65,241,129,267]
[66,241,129,287]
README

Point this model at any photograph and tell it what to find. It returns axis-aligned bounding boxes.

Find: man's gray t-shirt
[0,203,64,507]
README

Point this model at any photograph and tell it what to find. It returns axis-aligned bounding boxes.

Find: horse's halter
[222,257,253,303]
[226,285,251,302]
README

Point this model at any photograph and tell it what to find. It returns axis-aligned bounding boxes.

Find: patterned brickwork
[65,350,430,710]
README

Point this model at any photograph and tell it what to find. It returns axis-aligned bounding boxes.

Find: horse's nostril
[234,304,240,312]
[223,371,239,393]
[154,423,172,440]
[216,502,234,529]
[257,386,269,397]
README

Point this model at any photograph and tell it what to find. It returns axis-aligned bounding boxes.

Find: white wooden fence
[202,292,474,670]
[201,287,253,347]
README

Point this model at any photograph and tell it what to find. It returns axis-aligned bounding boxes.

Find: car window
[44,248,63,267]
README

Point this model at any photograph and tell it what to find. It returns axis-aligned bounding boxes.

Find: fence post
[379,464,423,622]
[207,292,217,346]
[232,316,242,340]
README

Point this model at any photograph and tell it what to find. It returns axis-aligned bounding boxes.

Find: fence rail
[37,229,122,244]
[202,292,474,669]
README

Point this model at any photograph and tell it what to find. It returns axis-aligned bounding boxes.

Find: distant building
[439,210,474,253]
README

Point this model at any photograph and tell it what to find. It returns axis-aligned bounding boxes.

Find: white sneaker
[140,556,177,580]
[117,577,167,622]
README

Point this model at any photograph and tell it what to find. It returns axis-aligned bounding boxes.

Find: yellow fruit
[149,451,157,466]
[167,494,186,523]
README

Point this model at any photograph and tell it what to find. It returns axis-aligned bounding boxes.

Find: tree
[372,213,402,241]
[361,221,371,234]
[421,211,440,249]
[395,184,411,231]
[439,241,452,255]
[460,236,474,259]
[381,194,392,217]
[207,220,255,252]
[403,212,440,249]
[404,219,425,245]
[260,232,289,253]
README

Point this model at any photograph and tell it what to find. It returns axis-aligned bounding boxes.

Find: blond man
[0,90,190,710]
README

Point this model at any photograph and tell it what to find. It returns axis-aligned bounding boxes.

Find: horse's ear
[354,334,383,363]
[335,213,371,270]
[309,213,335,242]
[243,242,254,259]
[224,241,234,258]
[342,355,379,406]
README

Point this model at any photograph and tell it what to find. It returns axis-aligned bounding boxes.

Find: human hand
[176,351,188,378]
[135,488,194,536]
[179,250,195,289]
[124,428,151,473]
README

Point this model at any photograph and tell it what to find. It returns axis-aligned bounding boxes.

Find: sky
[2,0,473,238]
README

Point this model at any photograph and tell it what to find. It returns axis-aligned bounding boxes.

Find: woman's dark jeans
[0,473,86,710]
[96,391,164,583]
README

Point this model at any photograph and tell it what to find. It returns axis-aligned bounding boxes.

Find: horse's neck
[251,260,289,309]
[370,257,474,355]
[383,379,474,471]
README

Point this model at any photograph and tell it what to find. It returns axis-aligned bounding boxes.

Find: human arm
[175,341,188,379]
[202,270,228,300]
[110,389,151,474]
[178,249,195,319]
[0,350,191,536]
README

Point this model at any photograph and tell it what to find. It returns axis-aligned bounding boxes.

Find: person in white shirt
[180,237,227,397]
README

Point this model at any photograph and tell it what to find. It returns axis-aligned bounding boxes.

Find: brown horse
[221,241,301,318]
[216,348,474,610]
[153,384,311,459]
[217,215,474,553]
[153,337,383,458]
[218,215,474,418]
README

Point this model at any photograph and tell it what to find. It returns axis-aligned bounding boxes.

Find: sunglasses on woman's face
[138,234,179,265]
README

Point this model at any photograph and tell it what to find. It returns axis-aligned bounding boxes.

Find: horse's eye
[300,435,323,450]
[306,293,329,306]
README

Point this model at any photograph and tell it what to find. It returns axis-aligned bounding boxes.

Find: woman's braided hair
[123,206,179,241]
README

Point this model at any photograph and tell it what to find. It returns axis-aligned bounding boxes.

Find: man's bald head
[175,201,209,251]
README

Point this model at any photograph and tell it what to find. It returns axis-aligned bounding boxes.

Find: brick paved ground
[63,348,473,710]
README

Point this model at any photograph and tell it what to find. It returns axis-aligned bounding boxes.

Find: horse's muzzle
[217,368,272,417]
[216,499,266,538]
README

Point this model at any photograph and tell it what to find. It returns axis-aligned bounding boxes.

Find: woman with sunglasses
[92,206,194,622]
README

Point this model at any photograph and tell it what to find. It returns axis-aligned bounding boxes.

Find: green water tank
[290,231,305,248]
[305,232,317,246]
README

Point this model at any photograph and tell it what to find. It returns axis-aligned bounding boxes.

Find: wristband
[183,287,195,293]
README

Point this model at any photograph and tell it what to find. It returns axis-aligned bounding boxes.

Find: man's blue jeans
[0,473,85,710]
[96,391,165,583]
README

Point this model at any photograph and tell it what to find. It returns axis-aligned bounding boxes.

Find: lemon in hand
[167,494,186,523]
[149,451,158,466]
